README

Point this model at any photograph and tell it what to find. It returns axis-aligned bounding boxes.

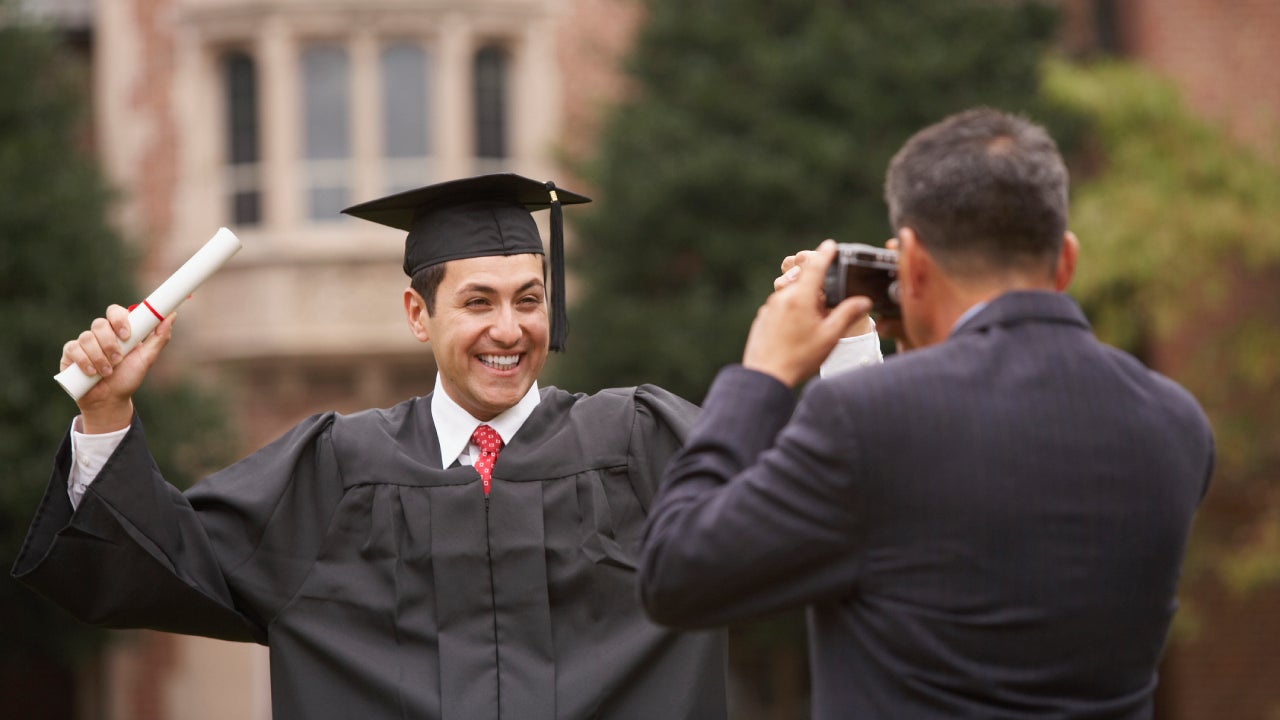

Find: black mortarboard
[342,173,590,351]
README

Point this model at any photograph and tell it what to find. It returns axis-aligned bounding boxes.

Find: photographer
[638,108,1213,719]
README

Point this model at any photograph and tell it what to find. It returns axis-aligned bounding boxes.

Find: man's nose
[488,306,522,345]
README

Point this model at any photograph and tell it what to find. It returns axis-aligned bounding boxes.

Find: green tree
[1047,60,1280,596]
[0,16,234,686]
[554,0,1074,402]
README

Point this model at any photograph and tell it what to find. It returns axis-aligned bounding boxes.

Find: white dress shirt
[430,374,541,469]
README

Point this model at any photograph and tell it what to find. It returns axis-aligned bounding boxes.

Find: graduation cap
[342,173,590,351]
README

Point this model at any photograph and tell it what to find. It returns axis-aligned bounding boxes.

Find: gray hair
[884,107,1069,276]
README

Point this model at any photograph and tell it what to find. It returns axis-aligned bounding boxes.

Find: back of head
[884,108,1069,279]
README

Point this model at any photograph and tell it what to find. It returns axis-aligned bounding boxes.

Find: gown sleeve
[625,384,700,511]
[11,411,348,644]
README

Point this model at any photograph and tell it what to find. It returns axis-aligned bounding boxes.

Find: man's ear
[404,288,431,343]
[898,227,931,300]
[1054,231,1079,292]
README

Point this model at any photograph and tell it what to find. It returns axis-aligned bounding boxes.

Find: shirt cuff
[68,416,130,509]
[820,319,884,378]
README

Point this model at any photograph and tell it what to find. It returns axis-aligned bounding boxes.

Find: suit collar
[950,290,1089,339]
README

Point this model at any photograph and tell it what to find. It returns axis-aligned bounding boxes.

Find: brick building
[1118,0,1280,151]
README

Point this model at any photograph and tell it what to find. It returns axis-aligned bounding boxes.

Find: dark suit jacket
[639,291,1213,719]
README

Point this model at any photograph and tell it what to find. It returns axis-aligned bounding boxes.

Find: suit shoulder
[1094,343,1207,414]
[1126,353,1211,436]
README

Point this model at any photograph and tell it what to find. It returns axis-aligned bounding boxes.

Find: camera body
[822,243,900,316]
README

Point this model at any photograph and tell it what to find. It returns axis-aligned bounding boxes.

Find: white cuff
[820,319,884,378]
[67,416,129,509]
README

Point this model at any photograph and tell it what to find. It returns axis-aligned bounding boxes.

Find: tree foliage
[1047,60,1280,594]
[554,0,1074,401]
[0,21,235,663]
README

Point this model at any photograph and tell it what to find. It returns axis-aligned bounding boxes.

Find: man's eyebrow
[456,278,545,295]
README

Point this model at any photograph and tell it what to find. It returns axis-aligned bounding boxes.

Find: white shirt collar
[430,373,541,468]
[951,300,989,335]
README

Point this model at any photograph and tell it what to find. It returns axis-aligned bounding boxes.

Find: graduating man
[638,110,1214,718]
[14,173,881,719]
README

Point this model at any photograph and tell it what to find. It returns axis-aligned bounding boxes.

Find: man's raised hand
[61,304,176,433]
[745,240,871,387]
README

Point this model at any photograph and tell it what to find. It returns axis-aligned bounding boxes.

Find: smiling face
[404,253,549,421]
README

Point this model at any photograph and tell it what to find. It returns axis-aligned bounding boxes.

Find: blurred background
[1,0,1276,718]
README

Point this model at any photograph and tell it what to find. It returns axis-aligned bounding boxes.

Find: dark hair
[410,262,449,315]
[408,254,550,315]
[884,107,1068,277]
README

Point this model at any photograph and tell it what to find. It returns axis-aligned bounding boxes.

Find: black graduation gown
[12,385,727,719]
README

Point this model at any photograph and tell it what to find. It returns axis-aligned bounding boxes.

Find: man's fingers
[82,322,117,377]
[93,316,126,362]
[62,339,91,374]
[64,306,174,380]
[105,304,131,341]
[793,240,838,295]
[776,245,835,291]
[773,265,801,291]
[790,250,819,271]
[826,295,872,336]
[134,313,177,366]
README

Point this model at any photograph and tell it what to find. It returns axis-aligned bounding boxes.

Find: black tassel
[546,181,568,351]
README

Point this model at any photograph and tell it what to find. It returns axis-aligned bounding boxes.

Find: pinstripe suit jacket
[639,291,1213,719]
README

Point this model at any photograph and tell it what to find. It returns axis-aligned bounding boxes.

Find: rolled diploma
[54,227,243,400]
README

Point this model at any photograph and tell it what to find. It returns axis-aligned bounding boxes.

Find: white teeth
[480,354,520,369]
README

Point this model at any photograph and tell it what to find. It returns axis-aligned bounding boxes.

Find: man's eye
[465,298,490,308]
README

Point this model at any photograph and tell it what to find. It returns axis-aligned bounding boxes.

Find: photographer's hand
[874,237,914,353]
[776,248,873,338]
[747,240,871,388]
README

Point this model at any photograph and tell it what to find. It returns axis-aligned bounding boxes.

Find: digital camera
[822,243,900,317]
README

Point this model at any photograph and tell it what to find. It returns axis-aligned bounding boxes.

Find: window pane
[382,42,428,158]
[382,42,432,193]
[1092,0,1125,55]
[302,44,350,220]
[303,44,350,160]
[223,50,260,225]
[309,186,348,219]
[473,45,508,160]
[233,191,261,224]
[225,52,258,164]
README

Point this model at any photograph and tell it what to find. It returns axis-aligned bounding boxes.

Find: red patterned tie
[470,424,504,496]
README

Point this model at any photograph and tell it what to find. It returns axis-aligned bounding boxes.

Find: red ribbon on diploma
[128,300,167,322]
[128,294,190,322]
